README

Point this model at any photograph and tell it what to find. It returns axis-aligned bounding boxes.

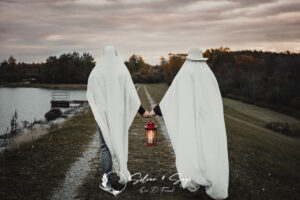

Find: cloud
[0,0,299,64]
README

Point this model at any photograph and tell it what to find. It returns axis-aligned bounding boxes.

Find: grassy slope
[223,98,300,131]
[226,115,300,199]
[0,108,97,200]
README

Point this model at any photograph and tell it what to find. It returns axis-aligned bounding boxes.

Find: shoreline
[0,105,88,152]
[0,83,87,90]
[0,106,97,200]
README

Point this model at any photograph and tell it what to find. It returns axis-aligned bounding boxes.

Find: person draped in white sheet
[150,48,229,199]
[86,45,150,192]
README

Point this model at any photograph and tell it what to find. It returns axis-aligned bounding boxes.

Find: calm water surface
[0,87,87,135]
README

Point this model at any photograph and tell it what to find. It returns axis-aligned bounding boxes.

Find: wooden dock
[51,91,86,108]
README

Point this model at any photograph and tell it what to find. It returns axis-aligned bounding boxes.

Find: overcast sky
[1,0,300,65]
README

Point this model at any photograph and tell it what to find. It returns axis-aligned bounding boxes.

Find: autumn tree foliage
[125,54,164,83]
[161,54,185,85]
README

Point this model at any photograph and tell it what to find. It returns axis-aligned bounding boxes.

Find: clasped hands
[142,110,156,118]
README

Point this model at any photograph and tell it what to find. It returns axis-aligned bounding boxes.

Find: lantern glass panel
[147,129,155,144]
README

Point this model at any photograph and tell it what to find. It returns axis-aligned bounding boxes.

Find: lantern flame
[148,130,155,144]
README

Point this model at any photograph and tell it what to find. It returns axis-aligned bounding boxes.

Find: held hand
[149,110,156,117]
[142,111,151,118]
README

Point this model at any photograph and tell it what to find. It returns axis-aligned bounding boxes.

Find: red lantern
[144,120,157,146]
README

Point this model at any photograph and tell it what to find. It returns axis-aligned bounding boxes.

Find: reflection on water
[0,87,87,135]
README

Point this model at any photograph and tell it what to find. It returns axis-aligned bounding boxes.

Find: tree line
[0,48,299,118]
[0,52,164,84]
[0,52,95,84]
[161,47,300,119]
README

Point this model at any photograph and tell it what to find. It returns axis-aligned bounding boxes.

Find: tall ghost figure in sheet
[86,45,140,183]
[160,48,229,199]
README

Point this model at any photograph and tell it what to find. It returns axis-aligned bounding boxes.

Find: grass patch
[223,97,300,131]
[225,115,300,199]
[223,104,265,127]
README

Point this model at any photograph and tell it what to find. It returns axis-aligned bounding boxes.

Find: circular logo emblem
[101,171,127,196]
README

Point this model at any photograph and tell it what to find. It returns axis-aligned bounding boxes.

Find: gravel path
[50,133,99,200]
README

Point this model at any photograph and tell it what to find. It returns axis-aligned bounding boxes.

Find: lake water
[0,87,87,135]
